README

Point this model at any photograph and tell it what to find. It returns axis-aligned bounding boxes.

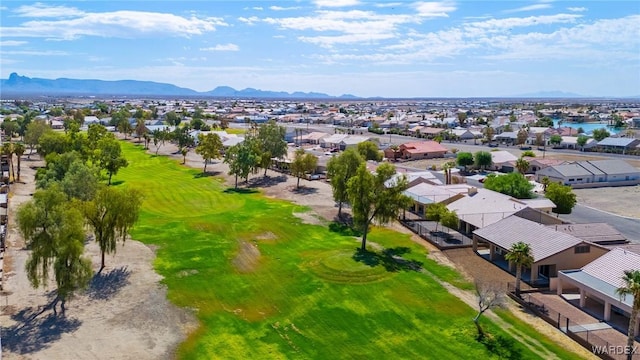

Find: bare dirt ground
[0,138,596,359]
[573,186,640,219]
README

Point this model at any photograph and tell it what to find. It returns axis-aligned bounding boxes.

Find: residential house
[536,160,640,187]
[404,183,472,215]
[597,137,640,155]
[557,248,640,335]
[390,141,448,160]
[489,150,518,172]
[473,215,608,288]
[550,223,627,245]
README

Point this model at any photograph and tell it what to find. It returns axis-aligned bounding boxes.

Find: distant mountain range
[0,73,357,99]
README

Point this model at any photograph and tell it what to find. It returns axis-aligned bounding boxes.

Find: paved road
[558,205,640,243]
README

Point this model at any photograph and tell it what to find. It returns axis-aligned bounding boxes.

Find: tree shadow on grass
[86,266,131,301]
[224,187,258,194]
[194,170,222,178]
[328,221,361,237]
[352,247,423,272]
[1,291,82,355]
[110,180,125,186]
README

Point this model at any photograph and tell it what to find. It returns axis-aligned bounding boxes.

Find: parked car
[519,146,532,150]
[488,143,499,148]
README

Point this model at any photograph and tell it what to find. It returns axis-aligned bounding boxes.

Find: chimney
[468,187,478,195]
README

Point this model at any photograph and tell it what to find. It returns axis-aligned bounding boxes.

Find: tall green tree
[117,118,133,139]
[37,131,70,158]
[474,151,492,171]
[483,172,534,199]
[549,134,562,147]
[82,186,143,271]
[544,182,577,214]
[17,185,92,314]
[224,140,260,188]
[96,134,128,185]
[327,148,364,217]
[24,120,52,158]
[456,152,474,172]
[257,120,287,176]
[483,126,495,144]
[515,157,529,175]
[615,270,640,360]
[357,141,383,161]
[195,133,223,172]
[87,123,108,151]
[576,135,589,151]
[13,142,26,182]
[516,129,528,146]
[290,149,318,188]
[347,163,412,251]
[135,118,147,143]
[504,241,533,298]
[592,128,610,142]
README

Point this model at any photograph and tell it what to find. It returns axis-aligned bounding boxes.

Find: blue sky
[1,1,639,97]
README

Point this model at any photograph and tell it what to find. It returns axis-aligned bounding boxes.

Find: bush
[521,150,535,157]
[481,334,523,360]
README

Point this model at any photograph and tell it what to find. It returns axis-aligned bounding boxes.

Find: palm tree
[541,176,550,192]
[504,241,533,298]
[13,142,26,182]
[515,157,529,175]
[616,270,640,360]
[1,142,14,183]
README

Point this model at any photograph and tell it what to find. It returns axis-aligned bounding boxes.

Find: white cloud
[238,16,260,25]
[13,2,86,18]
[1,10,227,40]
[413,2,457,17]
[2,50,69,56]
[270,6,302,11]
[503,4,552,13]
[314,0,360,8]
[567,7,587,12]
[375,2,403,8]
[253,7,263,11]
[200,44,240,51]
[0,40,27,46]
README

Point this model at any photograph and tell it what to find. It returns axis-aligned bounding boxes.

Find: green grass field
[115,142,583,359]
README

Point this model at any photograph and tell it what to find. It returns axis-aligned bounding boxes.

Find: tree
[96,134,128,185]
[615,270,640,360]
[456,152,474,172]
[540,176,550,192]
[290,149,318,188]
[83,186,143,271]
[13,142,26,182]
[457,112,467,127]
[516,129,528,146]
[535,132,544,147]
[117,118,133,139]
[357,141,383,161]
[483,172,534,199]
[576,135,589,151]
[483,126,495,143]
[60,161,99,201]
[24,120,51,158]
[504,241,533,298]
[426,203,447,231]
[87,123,108,151]
[347,163,412,251]
[165,111,181,126]
[224,140,260,188]
[17,185,92,314]
[545,182,577,214]
[473,281,505,338]
[327,148,364,217]
[180,147,189,164]
[135,118,147,143]
[256,121,287,176]
[474,151,492,171]
[549,134,562,147]
[592,128,610,142]
[195,133,223,172]
[2,142,14,182]
[515,157,529,175]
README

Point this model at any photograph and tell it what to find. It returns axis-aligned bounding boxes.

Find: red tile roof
[401,141,448,154]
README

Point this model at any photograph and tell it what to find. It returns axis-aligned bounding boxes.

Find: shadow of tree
[248,175,288,188]
[1,292,82,355]
[86,266,131,301]
[328,221,361,237]
[292,186,318,195]
[194,170,222,178]
[224,187,258,194]
[110,180,125,186]
[352,247,422,272]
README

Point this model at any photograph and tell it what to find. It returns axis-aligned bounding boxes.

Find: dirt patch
[232,241,261,273]
[256,231,278,241]
[573,185,640,218]
[293,212,325,226]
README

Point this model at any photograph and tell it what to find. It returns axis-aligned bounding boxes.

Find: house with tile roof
[536,159,640,187]
[550,223,627,245]
[473,215,609,287]
[557,248,640,335]
[392,141,448,160]
[597,137,640,154]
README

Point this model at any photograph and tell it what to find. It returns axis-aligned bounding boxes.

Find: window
[576,178,582,181]
[575,245,590,254]
[568,178,575,182]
